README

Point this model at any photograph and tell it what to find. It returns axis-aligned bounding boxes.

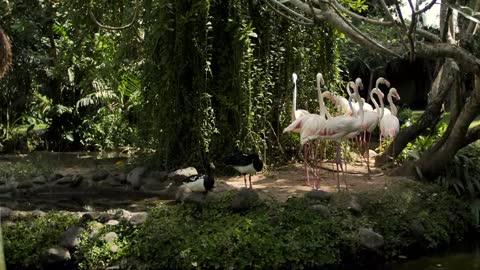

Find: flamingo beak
[380,92,385,98]
[385,80,391,87]
[396,94,401,100]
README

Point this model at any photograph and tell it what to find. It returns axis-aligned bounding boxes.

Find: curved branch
[269,0,316,23]
[328,0,392,26]
[266,0,314,25]
[89,0,139,31]
[417,43,480,73]
[415,0,438,15]
[0,24,11,78]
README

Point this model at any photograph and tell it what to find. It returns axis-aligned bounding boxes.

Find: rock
[70,175,84,187]
[230,188,260,211]
[146,170,169,183]
[359,228,384,250]
[48,173,64,182]
[81,212,101,222]
[110,244,119,253]
[31,209,47,217]
[176,188,207,205]
[89,222,104,239]
[115,209,131,220]
[129,212,148,225]
[99,178,124,188]
[44,247,71,263]
[0,178,6,185]
[10,211,29,220]
[0,185,14,194]
[105,219,119,226]
[98,212,113,223]
[410,219,426,239]
[127,167,147,189]
[17,180,33,189]
[55,175,74,185]
[92,169,110,182]
[59,226,84,249]
[168,167,198,184]
[32,176,47,185]
[112,172,127,184]
[103,232,118,243]
[348,195,362,215]
[309,204,331,218]
[305,190,332,201]
[0,207,12,219]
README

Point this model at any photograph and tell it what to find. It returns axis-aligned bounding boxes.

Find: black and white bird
[224,152,263,189]
[180,160,215,193]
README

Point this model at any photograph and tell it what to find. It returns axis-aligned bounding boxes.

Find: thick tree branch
[416,43,480,73]
[464,125,480,147]
[414,0,438,16]
[266,0,314,25]
[268,0,315,23]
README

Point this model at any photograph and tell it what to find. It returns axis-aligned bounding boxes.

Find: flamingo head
[377,77,391,88]
[316,73,325,86]
[390,88,401,100]
[292,72,298,83]
[355,77,364,91]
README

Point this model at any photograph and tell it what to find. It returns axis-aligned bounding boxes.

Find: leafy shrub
[3,212,79,267]
[75,220,138,270]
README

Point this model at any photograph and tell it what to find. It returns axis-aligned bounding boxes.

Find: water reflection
[393,242,480,270]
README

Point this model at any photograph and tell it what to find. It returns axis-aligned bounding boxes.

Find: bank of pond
[2,180,477,270]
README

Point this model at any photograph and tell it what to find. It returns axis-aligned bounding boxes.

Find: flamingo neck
[292,82,298,120]
[370,89,384,119]
[317,78,331,119]
[387,92,398,116]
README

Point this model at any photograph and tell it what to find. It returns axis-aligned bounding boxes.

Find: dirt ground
[220,159,392,202]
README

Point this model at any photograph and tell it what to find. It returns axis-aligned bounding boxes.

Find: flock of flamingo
[283,72,401,191]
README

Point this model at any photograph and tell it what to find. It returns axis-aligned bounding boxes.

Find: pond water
[391,242,480,270]
[0,194,168,212]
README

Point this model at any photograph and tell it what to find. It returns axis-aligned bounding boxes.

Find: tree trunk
[375,59,456,165]
[390,70,480,179]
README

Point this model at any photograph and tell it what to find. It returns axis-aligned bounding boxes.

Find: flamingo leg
[243,174,247,188]
[379,132,383,152]
[249,174,253,189]
[366,131,372,173]
[303,143,310,186]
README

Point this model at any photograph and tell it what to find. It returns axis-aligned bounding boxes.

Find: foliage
[436,143,480,197]
[140,0,342,169]
[2,212,79,267]
[400,119,447,161]
[75,220,138,270]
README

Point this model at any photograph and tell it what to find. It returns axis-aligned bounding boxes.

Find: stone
[105,219,119,226]
[98,212,113,223]
[112,172,127,184]
[103,232,118,243]
[0,207,12,219]
[55,175,74,185]
[10,211,29,220]
[348,195,362,216]
[168,167,198,184]
[309,204,331,218]
[92,169,110,182]
[99,178,124,188]
[359,228,385,250]
[129,212,148,225]
[31,210,46,217]
[44,247,71,263]
[89,222,104,239]
[48,173,64,182]
[59,226,84,249]
[0,178,6,185]
[146,170,169,183]
[127,167,147,189]
[17,180,33,189]
[110,244,120,253]
[305,190,332,201]
[70,175,84,187]
[230,188,260,212]
[32,175,47,185]
[81,212,101,222]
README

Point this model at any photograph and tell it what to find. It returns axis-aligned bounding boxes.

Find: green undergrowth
[2,180,474,269]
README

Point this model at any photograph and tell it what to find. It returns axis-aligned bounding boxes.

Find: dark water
[0,194,167,212]
[392,242,480,270]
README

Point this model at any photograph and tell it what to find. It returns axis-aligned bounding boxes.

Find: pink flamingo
[360,88,385,173]
[316,81,364,191]
[284,73,331,186]
[291,72,310,122]
[379,88,401,153]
